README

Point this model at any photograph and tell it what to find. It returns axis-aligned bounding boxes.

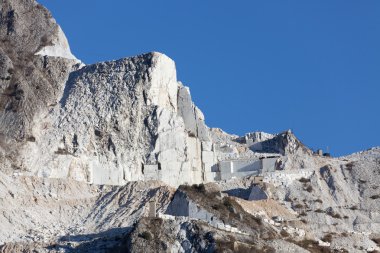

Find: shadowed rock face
[246,130,312,156]
[0,0,80,174]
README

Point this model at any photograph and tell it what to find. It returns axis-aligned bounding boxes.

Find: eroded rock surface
[1,1,379,252]
[0,0,80,176]
[1,0,216,187]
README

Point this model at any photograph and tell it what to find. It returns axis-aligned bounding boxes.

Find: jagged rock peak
[0,0,80,164]
[0,0,78,61]
[236,130,312,156]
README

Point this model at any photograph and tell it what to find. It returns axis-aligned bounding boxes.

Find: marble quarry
[216,157,279,181]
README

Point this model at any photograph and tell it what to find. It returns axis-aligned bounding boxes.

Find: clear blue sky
[38,0,380,156]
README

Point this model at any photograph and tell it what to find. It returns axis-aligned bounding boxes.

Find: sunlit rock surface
[0,0,379,252]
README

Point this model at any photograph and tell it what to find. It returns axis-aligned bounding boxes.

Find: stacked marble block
[202,141,218,182]
[143,139,217,185]
[217,157,278,181]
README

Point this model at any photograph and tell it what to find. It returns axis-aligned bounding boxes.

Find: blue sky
[38,0,380,156]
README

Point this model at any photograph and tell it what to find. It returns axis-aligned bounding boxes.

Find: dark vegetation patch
[305,185,313,192]
[345,162,355,171]
[298,211,307,217]
[280,229,290,238]
[298,177,313,192]
[327,212,342,219]
[94,129,102,138]
[223,198,236,213]
[321,233,335,243]
[180,185,276,239]
[26,136,36,142]
[299,177,311,183]
[349,205,358,210]
[138,231,153,241]
[370,195,380,200]
[293,203,304,209]
[192,183,206,193]
[55,148,69,155]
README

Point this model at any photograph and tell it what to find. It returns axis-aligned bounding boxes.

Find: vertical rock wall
[17,52,218,187]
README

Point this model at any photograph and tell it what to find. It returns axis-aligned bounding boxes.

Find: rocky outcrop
[16,52,216,187]
[1,1,380,252]
[0,169,174,246]
[0,0,219,187]
[0,0,80,175]
[243,130,312,156]
[0,0,321,188]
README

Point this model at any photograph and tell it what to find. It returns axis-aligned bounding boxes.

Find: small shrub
[345,162,354,171]
[349,205,358,210]
[299,211,307,217]
[211,204,220,210]
[305,185,313,192]
[300,219,308,224]
[94,129,102,137]
[223,198,235,213]
[293,203,303,209]
[315,209,325,213]
[343,215,349,219]
[314,199,323,203]
[328,212,342,219]
[26,136,36,142]
[280,229,290,237]
[370,195,380,200]
[139,231,153,241]
[192,184,206,193]
[321,233,333,242]
[299,177,311,183]
[252,215,263,225]
[55,148,69,155]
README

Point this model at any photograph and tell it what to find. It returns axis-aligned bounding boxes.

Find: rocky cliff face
[0,0,318,188]
[1,1,379,252]
[0,0,80,175]
[20,52,214,186]
[0,0,216,187]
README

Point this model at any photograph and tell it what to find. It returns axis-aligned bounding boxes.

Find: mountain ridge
[0,1,379,252]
